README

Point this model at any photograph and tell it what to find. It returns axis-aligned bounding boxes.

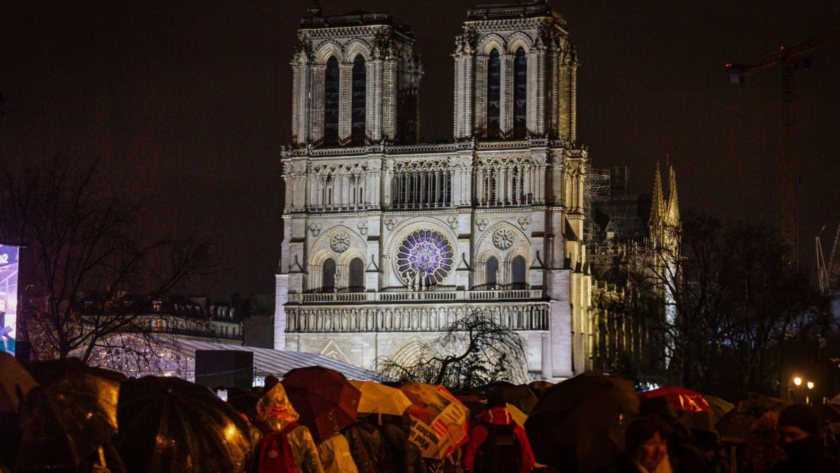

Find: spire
[308,0,322,16]
[649,162,664,227]
[666,166,680,226]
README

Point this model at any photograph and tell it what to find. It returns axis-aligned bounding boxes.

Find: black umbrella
[525,372,639,473]
[0,352,38,412]
[16,359,120,471]
[116,376,252,473]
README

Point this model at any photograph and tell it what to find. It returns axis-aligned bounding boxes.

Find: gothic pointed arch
[506,32,534,54]
[342,39,373,63]
[313,40,343,65]
[476,33,506,56]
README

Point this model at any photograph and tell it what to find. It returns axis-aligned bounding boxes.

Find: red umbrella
[280,367,361,444]
[639,387,710,413]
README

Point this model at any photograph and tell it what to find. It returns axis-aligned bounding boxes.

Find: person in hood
[252,383,324,473]
[769,404,835,473]
[317,433,358,473]
[463,393,536,473]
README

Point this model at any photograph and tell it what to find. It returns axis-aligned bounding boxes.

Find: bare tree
[0,157,215,362]
[378,310,528,390]
[627,210,820,398]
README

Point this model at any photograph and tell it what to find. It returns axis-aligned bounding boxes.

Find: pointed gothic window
[512,255,527,288]
[487,49,501,138]
[352,55,366,145]
[514,48,527,139]
[324,56,339,146]
[486,256,499,288]
[322,259,336,292]
[349,258,365,292]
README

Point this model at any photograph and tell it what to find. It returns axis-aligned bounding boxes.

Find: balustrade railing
[287,288,543,304]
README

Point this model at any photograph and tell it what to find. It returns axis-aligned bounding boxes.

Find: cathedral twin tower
[278,1,593,381]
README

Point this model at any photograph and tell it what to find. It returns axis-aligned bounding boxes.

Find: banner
[0,244,20,355]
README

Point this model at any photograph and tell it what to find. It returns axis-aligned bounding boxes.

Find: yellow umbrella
[506,402,528,427]
[349,380,412,416]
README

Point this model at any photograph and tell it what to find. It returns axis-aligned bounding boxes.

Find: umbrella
[528,380,553,399]
[715,410,757,442]
[0,352,38,412]
[16,359,120,471]
[225,387,260,418]
[702,395,734,426]
[638,387,709,413]
[281,366,360,444]
[639,387,713,432]
[349,380,411,416]
[507,403,528,427]
[116,376,252,473]
[399,382,470,460]
[525,371,639,472]
[501,385,540,415]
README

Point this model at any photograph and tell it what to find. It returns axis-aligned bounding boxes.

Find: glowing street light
[807,381,814,390]
[793,376,802,386]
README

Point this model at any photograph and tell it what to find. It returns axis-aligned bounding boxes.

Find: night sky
[2,0,839,298]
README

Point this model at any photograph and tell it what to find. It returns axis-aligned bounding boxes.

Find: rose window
[396,229,454,287]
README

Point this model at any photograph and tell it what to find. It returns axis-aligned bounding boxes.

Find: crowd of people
[2,352,840,473]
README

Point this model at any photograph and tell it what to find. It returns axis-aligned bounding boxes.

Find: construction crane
[726,28,840,267]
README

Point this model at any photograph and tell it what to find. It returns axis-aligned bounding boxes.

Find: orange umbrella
[349,380,411,416]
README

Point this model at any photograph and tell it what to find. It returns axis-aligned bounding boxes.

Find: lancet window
[322,259,336,292]
[487,49,501,138]
[348,258,364,292]
[486,256,499,288]
[351,55,366,145]
[511,255,527,289]
[324,56,340,146]
[513,48,527,139]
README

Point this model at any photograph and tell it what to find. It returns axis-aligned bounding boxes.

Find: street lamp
[793,376,802,386]
[807,381,814,390]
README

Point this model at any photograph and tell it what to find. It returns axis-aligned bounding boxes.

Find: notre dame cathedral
[276,1,597,382]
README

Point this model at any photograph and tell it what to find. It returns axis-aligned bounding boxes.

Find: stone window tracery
[396,229,454,289]
[390,160,452,209]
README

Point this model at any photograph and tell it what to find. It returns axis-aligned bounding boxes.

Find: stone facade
[277,3,595,381]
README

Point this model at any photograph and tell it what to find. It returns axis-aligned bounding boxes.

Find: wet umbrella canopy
[116,376,252,473]
[281,366,360,444]
[16,359,120,471]
[0,352,37,413]
[525,372,639,472]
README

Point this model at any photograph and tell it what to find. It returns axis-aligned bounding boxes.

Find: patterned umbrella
[399,382,469,460]
[281,366,360,444]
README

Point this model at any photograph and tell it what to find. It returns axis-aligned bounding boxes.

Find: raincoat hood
[258,383,300,431]
[481,406,514,425]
